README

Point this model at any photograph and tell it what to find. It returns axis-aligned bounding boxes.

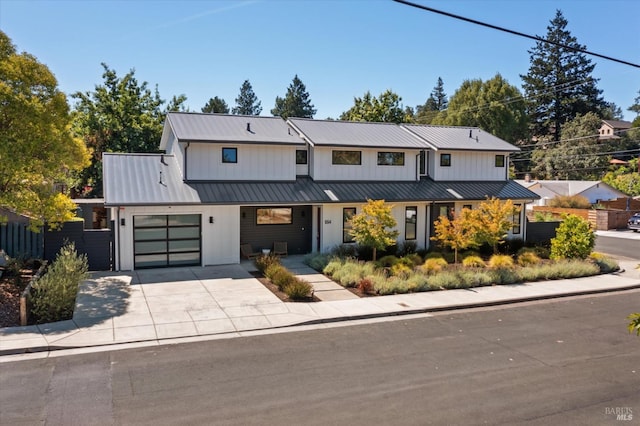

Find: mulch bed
[0,267,36,328]
[250,271,320,302]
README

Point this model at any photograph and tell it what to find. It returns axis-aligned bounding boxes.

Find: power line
[393,0,640,69]
[511,148,640,163]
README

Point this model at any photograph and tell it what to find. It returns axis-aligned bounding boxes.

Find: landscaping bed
[0,262,39,328]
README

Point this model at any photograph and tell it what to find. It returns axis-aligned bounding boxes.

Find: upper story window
[332,150,361,165]
[377,152,405,166]
[222,147,237,164]
[495,154,505,167]
[296,150,308,165]
[440,153,451,167]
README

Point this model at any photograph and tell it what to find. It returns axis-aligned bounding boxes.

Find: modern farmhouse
[103,113,538,270]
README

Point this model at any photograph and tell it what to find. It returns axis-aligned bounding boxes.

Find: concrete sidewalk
[1,257,639,356]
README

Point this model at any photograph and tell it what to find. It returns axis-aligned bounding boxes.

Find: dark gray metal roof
[165,112,303,145]
[103,152,538,206]
[288,118,425,149]
[401,124,519,152]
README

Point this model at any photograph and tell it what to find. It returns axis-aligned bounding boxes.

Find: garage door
[133,214,201,269]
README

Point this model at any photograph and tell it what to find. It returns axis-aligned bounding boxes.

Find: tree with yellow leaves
[0,31,90,230]
[474,197,517,253]
[431,207,479,263]
[349,199,399,261]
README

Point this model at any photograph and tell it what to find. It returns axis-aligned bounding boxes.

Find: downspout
[116,207,121,271]
[184,142,190,181]
[415,153,420,181]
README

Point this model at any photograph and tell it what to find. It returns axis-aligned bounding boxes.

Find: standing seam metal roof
[401,124,519,152]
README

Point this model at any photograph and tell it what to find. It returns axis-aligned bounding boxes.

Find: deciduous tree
[431,208,478,263]
[72,63,184,197]
[474,197,517,254]
[0,30,90,229]
[431,74,528,144]
[340,90,411,123]
[232,79,262,115]
[520,10,605,141]
[349,199,399,261]
[271,75,316,119]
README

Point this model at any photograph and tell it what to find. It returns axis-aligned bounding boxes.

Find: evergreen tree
[202,96,229,113]
[271,75,316,119]
[415,77,448,124]
[629,90,640,127]
[232,80,262,115]
[521,10,605,141]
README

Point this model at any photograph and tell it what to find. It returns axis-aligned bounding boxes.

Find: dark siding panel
[240,206,312,255]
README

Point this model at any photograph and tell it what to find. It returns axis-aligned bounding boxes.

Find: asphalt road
[2,291,639,425]
[595,233,640,261]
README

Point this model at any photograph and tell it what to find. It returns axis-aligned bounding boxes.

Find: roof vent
[469,129,472,138]
[160,154,167,165]
[159,171,164,185]
[246,122,251,132]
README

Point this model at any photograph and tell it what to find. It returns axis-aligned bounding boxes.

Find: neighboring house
[103,113,539,270]
[516,177,627,206]
[598,119,632,140]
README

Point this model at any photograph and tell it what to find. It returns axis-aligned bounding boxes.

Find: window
[222,147,237,163]
[332,150,361,165]
[256,208,292,225]
[296,150,308,165]
[440,153,451,167]
[495,154,505,167]
[419,151,426,175]
[405,206,417,240]
[512,204,521,234]
[343,208,356,243]
[377,152,405,166]
[463,204,472,210]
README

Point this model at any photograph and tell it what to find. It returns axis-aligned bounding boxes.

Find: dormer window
[222,147,237,163]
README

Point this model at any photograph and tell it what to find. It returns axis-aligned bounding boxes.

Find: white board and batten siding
[311,147,420,181]
[431,151,507,181]
[319,203,430,253]
[113,205,240,271]
[185,143,296,181]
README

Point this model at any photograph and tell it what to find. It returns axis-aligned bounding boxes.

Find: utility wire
[393,0,640,69]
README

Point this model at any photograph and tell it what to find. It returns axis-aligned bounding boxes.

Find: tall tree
[72,63,185,197]
[415,77,448,124]
[340,90,411,123]
[0,30,90,229]
[271,75,316,119]
[531,112,613,180]
[232,80,262,115]
[202,96,229,114]
[431,74,528,144]
[629,90,640,127]
[521,10,605,141]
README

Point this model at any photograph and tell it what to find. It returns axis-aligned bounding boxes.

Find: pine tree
[415,77,448,124]
[271,75,316,119]
[232,80,262,115]
[521,10,605,141]
[202,96,229,113]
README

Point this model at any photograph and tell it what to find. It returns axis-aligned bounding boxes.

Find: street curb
[3,282,640,357]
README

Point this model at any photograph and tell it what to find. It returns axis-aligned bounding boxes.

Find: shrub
[390,262,412,278]
[420,257,448,274]
[457,269,494,287]
[534,211,556,222]
[397,240,417,257]
[377,255,399,268]
[489,268,521,284]
[550,214,595,260]
[30,242,89,324]
[357,277,375,294]
[517,251,541,266]
[264,263,285,281]
[330,244,358,259]
[304,253,331,272]
[329,259,377,288]
[425,251,445,259]
[589,252,619,273]
[549,194,591,209]
[271,267,296,291]
[462,255,486,268]
[284,279,313,300]
[255,254,280,274]
[488,254,514,269]
[427,271,463,290]
[404,272,430,292]
[399,253,422,267]
[323,258,344,276]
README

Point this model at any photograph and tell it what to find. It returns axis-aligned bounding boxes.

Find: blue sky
[1,0,639,121]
